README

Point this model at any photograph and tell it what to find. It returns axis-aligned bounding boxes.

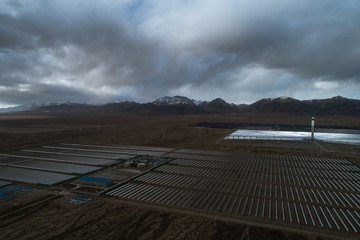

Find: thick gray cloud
[0,0,359,107]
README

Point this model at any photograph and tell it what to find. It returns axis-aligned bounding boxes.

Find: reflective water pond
[226,129,360,145]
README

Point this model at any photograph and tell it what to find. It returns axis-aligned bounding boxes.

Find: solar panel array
[15,151,119,165]
[0,180,12,187]
[60,143,174,152]
[41,146,133,160]
[0,166,75,185]
[107,151,360,237]
[0,143,175,186]
[226,130,360,145]
[10,160,100,174]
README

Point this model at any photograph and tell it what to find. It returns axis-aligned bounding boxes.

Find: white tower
[311,117,315,141]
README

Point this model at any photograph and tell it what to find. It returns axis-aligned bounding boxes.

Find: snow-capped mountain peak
[152,96,196,106]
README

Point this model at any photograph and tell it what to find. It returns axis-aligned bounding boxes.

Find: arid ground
[0,113,359,240]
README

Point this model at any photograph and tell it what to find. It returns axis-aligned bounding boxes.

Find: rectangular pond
[226,129,360,145]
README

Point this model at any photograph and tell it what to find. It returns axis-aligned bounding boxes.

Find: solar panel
[0,156,32,165]
[107,152,360,236]
[60,143,175,152]
[1,152,118,166]
[0,166,75,186]
[10,160,100,174]
[0,180,12,187]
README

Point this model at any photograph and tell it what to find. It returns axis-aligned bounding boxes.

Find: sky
[0,0,360,108]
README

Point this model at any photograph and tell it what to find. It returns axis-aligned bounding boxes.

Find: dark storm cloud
[0,0,359,107]
[0,0,163,104]
[166,1,360,81]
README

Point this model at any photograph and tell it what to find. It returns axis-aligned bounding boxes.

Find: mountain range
[0,96,359,116]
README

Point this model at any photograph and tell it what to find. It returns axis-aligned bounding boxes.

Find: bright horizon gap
[0,104,18,109]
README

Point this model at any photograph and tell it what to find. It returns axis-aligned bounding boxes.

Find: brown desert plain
[0,112,359,240]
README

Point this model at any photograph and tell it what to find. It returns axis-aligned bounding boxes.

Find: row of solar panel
[108,182,360,233]
[0,143,175,186]
[106,150,360,236]
[165,152,351,165]
[171,158,359,173]
[0,180,12,188]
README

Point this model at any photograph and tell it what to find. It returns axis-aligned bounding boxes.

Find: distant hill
[202,98,242,113]
[304,96,360,116]
[0,103,45,113]
[1,96,359,116]
[243,96,360,116]
[36,103,93,112]
[244,97,317,115]
[152,96,196,106]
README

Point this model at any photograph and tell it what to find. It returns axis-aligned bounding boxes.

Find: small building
[77,176,113,187]
[137,163,147,168]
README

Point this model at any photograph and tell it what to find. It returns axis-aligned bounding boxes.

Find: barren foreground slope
[2,196,326,240]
